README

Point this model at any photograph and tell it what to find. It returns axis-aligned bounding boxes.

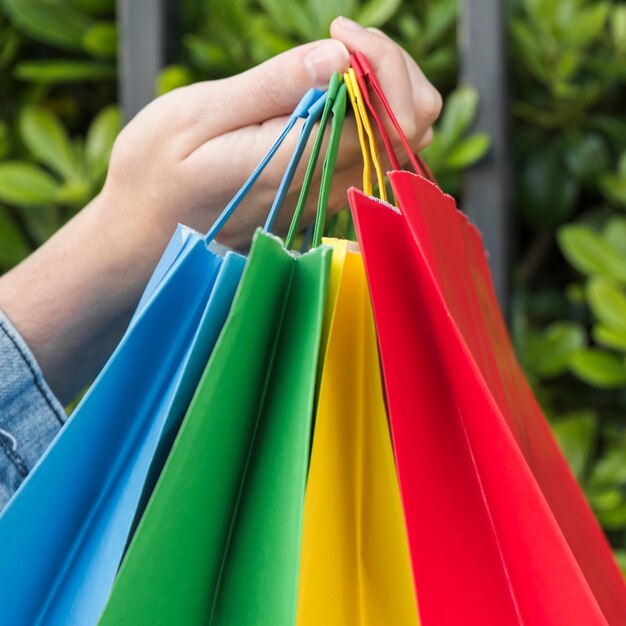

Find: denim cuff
[0,310,66,508]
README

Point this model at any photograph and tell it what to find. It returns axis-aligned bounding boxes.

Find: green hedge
[0,0,625,570]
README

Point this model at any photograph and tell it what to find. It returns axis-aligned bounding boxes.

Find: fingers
[181,112,365,247]
[330,17,441,153]
[161,39,350,157]
[367,27,442,150]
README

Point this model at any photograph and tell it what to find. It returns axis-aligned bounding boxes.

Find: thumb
[176,39,349,143]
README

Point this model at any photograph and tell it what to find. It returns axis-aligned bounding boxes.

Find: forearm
[0,192,166,404]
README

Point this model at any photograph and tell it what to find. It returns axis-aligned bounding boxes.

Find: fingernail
[336,16,365,31]
[304,41,350,86]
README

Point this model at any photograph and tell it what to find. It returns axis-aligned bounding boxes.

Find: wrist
[0,192,164,403]
[90,187,178,298]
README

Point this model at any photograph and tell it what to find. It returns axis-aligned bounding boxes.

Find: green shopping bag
[98,230,330,626]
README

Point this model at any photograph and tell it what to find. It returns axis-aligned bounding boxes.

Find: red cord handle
[351,51,435,183]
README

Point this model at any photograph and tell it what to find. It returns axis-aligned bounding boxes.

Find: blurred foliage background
[0,0,625,570]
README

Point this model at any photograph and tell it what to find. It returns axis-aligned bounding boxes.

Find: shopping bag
[296,238,419,626]
[0,87,327,626]
[296,69,418,625]
[98,230,330,626]
[349,53,626,624]
[391,169,626,624]
[135,223,198,314]
[0,232,234,625]
[99,74,345,626]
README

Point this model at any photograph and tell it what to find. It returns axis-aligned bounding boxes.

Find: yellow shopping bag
[296,70,419,625]
[296,237,420,626]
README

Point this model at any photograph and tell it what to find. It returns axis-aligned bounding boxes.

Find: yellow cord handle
[343,68,387,202]
[344,69,371,195]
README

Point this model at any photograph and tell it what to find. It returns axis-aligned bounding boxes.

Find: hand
[102,18,441,250]
[0,18,441,403]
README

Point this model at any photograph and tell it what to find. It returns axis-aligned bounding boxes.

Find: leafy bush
[0,0,117,270]
[510,0,626,567]
[0,0,625,568]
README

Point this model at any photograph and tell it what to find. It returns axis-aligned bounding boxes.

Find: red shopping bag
[350,189,523,624]
[349,52,626,625]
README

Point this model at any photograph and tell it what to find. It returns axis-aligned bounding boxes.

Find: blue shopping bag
[0,87,327,626]
[135,223,198,314]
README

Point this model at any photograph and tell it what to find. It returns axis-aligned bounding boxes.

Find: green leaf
[15,60,115,83]
[0,206,31,269]
[2,0,92,52]
[184,35,233,74]
[82,21,117,58]
[85,105,120,183]
[19,107,79,181]
[554,50,581,83]
[247,16,294,64]
[437,86,479,149]
[20,204,62,244]
[445,133,490,169]
[587,278,626,333]
[569,349,626,388]
[420,47,456,80]
[604,217,626,255]
[156,65,194,96]
[511,19,543,61]
[355,0,402,28]
[563,132,610,181]
[558,224,626,282]
[396,15,421,48]
[0,161,60,207]
[589,487,624,512]
[206,0,251,45]
[590,448,626,486]
[56,179,91,207]
[421,0,457,50]
[525,321,586,377]
[551,410,598,479]
[256,0,313,40]
[0,27,19,69]
[567,3,610,46]
[590,114,626,148]
[612,5,626,53]
[511,20,551,83]
[309,0,354,35]
[594,501,626,529]
[600,172,626,209]
[593,324,626,351]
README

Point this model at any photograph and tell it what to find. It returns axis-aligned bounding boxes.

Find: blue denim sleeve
[0,310,66,510]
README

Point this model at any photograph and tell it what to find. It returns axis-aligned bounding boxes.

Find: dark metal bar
[459,0,512,313]
[117,0,167,123]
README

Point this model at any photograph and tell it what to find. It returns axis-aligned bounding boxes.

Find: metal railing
[117,0,511,309]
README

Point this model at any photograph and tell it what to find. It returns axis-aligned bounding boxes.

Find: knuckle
[421,86,443,124]
[108,126,133,169]
[255,70,288,114]
[387,46,407,76]
[399,108,418,143]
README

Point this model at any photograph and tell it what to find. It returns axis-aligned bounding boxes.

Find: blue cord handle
[204,88,326,244]
[262,92,327,232]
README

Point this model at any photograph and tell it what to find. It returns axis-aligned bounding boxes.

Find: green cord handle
[285,73,342,250]
[311,83,347,248]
